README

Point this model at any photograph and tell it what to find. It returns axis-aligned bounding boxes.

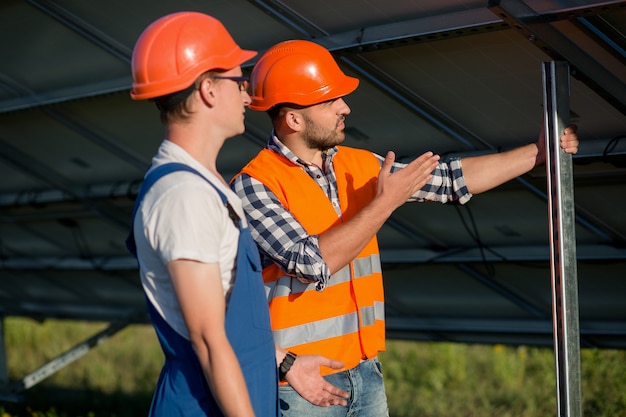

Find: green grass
[1,317,625,416]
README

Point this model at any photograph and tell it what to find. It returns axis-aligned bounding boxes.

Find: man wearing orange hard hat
[231,39,579,416]
[126,11,273,417]
[127,14,348,417]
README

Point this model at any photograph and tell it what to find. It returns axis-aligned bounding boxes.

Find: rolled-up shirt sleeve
[231,173,331,291]
[374,154,473,204]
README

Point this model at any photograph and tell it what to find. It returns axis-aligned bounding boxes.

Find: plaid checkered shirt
[231,134,472,291]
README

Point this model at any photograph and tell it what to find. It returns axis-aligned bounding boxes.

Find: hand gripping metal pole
[542,61,582,417]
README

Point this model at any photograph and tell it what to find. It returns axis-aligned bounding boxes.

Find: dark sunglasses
[212,75,249,92]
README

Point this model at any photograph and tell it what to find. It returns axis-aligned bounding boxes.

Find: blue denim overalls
[127,163,279,416]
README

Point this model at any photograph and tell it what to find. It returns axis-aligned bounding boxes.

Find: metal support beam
[489,0,626,116]
[0,319,132,402]
[0,74,132,114]
[542,61,582,417]
[0,138,131,230]
[339,55,492,151]
[0,73,147,171]
[27,0,132,63]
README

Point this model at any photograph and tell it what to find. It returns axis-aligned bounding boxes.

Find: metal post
[542,61,582,417]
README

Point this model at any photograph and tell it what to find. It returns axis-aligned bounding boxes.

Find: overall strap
[125,162,241,257]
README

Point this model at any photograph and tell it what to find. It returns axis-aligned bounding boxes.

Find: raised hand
[376,150,440,210]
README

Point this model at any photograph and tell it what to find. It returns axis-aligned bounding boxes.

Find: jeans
[279,357,389,417]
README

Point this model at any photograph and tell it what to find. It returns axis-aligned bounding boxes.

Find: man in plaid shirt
[231,40,579,417]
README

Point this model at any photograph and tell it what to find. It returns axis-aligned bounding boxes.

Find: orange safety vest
[237,146,386,376]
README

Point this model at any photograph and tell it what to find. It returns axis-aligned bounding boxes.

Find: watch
[278,351,297,381]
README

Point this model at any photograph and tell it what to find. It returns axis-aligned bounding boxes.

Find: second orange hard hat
[130,12,257,100]
[249,40,359,111]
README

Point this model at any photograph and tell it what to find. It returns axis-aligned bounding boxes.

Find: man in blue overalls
[127,11,274,416]
[127,12,348,416]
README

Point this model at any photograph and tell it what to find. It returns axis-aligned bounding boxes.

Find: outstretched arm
[461,125,578,195]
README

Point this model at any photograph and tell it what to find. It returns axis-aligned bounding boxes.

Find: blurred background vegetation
[0,317,625,417]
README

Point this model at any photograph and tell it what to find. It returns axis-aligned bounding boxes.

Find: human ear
[197,78,217,107]
[284,110,304,131]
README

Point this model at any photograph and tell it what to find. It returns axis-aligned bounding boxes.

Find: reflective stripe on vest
[273,301,384,348]
[237,146,386,375]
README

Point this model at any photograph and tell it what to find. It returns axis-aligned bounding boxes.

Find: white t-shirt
[134,140,245,340]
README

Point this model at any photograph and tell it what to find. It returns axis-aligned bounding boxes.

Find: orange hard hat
[249,40,359,111]
[130,12,257,100]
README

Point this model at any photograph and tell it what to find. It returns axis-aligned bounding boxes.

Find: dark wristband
[278,351,297,381]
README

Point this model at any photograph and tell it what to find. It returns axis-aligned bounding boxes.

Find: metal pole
[542,61,582,417]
